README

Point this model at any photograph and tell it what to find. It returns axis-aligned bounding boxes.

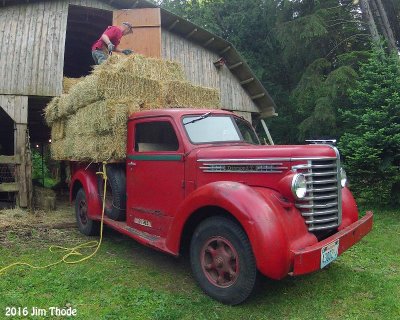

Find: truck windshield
[183,115,260,145]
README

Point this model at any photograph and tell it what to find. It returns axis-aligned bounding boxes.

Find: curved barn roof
[2,0,276,116]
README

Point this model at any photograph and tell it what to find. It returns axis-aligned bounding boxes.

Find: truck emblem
[134,218,152,228]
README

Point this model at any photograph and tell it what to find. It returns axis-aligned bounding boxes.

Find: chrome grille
[294,157,342,232]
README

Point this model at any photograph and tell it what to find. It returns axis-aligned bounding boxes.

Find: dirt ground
[0,199,78,248]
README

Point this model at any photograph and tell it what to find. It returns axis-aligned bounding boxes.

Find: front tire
[190,216,257,305]
[75,188,100,236]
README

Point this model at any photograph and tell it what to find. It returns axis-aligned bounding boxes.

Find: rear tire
[190,216,257,305]
[98,165,126,221]
[75,188,100,236]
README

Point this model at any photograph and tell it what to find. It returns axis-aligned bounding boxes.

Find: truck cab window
[135,121,179,152]
[234,117,260,145]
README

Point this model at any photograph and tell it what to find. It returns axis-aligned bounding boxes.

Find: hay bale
[34,187,57,211]
[50,139,68,161]
[162,81,221,109]
[51,121,65,141]
[44,97,60,125]
[48,54,222,162]
[51,99,141,161]
[63,77,83,94]
[99,72,163,104]
[93,54,186,82]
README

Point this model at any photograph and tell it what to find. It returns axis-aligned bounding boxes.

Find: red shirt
[91,26,123,51]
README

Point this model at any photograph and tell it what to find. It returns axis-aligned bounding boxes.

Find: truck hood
[194,144,338,161]
[193,144,339,198]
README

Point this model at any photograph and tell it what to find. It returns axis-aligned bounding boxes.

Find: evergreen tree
[339,48,400,205]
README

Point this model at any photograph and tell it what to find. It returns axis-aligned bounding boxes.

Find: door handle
[128,161,136,167]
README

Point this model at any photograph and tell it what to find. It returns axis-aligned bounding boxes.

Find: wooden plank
[29,1,45,95]
[4,6,19,93]
[17,3,32,94]
[0,155,21,164]
[25,148,33,210]
[0,183,19,193]
[15,123,28,208]
[10,5,24,94]
[36,1,50,95]
[55,2,69,96]
[113,8,161,58]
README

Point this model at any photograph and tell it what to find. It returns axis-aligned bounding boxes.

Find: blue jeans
[92,50,108,65]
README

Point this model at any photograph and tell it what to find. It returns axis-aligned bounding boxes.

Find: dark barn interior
[64,5,112,78]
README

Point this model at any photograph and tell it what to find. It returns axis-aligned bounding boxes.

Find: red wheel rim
[200,236,239,288]
[78,199,88,225]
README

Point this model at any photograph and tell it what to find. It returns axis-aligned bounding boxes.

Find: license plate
[321,239,339,269]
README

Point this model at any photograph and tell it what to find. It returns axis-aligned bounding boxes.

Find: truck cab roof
[128,108,235,121]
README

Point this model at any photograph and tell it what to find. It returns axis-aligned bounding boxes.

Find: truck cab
[70,109,373,305]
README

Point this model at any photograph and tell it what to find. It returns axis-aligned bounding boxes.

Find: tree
[339,48,400,205]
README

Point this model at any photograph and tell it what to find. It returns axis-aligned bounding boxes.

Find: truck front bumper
[291,211,373,276]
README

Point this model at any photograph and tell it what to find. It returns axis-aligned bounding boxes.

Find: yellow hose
[0,162,108,274]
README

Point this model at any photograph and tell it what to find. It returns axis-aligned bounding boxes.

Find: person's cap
[122,22,134,32]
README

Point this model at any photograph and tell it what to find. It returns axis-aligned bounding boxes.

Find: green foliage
[339,49,400,205]
[32,149,57,188]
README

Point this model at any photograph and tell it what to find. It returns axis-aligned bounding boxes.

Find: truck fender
[166,181,293,280]
[339,187,359,230]
[70,168,102,220]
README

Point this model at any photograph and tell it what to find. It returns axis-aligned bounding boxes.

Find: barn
[0,0,276,208]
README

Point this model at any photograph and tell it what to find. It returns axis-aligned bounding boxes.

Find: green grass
[0,208,399,320]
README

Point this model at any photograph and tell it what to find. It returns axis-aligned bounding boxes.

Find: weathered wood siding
[0,0,113,97]
[0,95,28,123]
[162,30,259,113]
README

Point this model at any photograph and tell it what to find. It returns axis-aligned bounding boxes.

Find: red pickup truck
[70,109,373,305]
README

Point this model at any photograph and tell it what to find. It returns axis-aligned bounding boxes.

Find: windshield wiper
[183,112,212,126]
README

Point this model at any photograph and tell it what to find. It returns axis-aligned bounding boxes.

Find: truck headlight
[340,168,347,188]
[292,174,307,199]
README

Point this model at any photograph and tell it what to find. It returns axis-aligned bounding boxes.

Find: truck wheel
[75,188,100,236]
[98,165,126,221]
[190,216,257,305]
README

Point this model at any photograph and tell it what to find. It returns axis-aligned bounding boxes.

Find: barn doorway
[64,5,113,77]
[0,108,16,207]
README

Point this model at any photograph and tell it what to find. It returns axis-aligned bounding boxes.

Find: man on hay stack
[91,22,134,65]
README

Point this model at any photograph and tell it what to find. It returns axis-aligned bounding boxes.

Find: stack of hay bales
[45,54,221,162]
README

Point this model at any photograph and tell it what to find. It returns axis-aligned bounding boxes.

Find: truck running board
[102,217,160,242]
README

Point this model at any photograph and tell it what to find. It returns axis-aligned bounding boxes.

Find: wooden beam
[240,78,254,85]
[0,183,19,193]
[0,95,28,124]
[203,37,215,47]
[186,28,197,39]
[219,46,231,55]
[168,19,179,31]
[0,155,21,164]
[228,62,243,70]
[251,93,266,100]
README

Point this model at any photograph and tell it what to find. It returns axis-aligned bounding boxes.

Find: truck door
[126,118,185,237]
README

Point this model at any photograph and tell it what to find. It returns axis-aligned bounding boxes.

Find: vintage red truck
[70,109,373,305]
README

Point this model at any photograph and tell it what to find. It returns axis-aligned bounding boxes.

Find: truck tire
[75,188,100,236]
[98,165,126,221]
[190,216,257,305]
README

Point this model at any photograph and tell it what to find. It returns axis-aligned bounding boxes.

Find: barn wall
[161,30,259,113]
[0,0,113,97]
